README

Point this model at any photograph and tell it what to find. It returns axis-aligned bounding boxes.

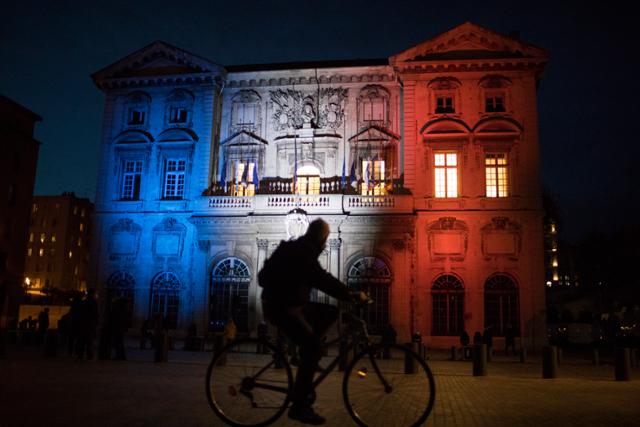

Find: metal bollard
[615,347,631,381]
[404,343,416,374]
[542,345,557,379]
[486,346,493,362]
[592,348,600,365]
[472,344,487,376]
[631,349,638,368]
[557,347,563,365]
[519,347,527,363]
[450,346,457,361]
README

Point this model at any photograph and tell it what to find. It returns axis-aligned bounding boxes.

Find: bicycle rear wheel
[343,344,435,427]
[205,337,293,427]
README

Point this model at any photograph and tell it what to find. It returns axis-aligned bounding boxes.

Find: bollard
[519,347,527,363]
[338,339,353,371]
[486,346,493,362]
[542,345,557,379]
[463,346,472,360]
[614,347,631,381]
[154,331,169,363]
[472,344,487,376]
[404,343,416,374]
[450,345,457,361]
[631,349,638,368]
[557,347,563,365]
[592,348,600,365]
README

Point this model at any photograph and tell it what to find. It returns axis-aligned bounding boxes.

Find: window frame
[484,153,509,198]
[162,158,187,200]
[433,151,459,198]
[121,159,143,201]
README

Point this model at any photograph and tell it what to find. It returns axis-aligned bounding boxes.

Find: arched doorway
[149,272,181,329]
[106,271,135,328]
[347,256,391,335]
[210,257,251,333]
[484,274,519,336]
[431,274,464,336]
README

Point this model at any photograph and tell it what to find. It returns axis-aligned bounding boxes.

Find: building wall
[0,95,41,320]
[91,26,548,348]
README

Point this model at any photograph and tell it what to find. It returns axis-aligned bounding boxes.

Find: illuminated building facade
[23,193,93,295]
[0,95,41,319]
[91,22,548,347]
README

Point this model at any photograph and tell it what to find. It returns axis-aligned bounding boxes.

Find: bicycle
[205,301,436,427]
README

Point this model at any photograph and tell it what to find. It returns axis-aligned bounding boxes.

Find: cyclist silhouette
[259,218,364,425]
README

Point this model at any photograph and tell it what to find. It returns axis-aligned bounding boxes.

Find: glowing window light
[552,272,559,281]
[29,233,34,242]
[51,234,56,243]
[552,258,558,267]
[68,251,73,259]
[434,153,457,198]
[485,154,508,197]
[40,233,45,243]
[38,248,44,257]
[27,248,32,257]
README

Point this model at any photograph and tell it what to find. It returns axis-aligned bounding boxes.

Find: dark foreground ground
[1,341,639,427]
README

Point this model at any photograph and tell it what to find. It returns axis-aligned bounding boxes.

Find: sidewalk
[1,343,639,426]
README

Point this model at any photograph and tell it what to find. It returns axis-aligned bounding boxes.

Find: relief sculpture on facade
[270,87,348,131]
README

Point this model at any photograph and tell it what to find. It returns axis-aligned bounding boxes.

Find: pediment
[349,125,400,143]
[221,130,268,146]
[390,22,547,65]
[92,41,225,85]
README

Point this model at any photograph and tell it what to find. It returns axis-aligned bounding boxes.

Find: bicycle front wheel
[205,337,293,427]
[343,344,436,427]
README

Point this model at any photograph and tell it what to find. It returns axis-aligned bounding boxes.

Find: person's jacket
[259,236,350,307]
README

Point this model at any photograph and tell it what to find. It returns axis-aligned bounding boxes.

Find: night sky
[1,0,638,243]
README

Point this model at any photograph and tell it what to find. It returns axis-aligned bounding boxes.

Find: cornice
[393,58,546,75]
[96,73,223,91]
[226,73,395,88]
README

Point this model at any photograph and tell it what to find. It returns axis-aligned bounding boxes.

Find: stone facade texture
[91,22,548,348]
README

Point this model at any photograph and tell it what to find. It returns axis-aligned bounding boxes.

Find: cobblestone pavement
[1,343,639,427]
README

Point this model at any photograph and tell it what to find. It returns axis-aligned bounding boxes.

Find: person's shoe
[288,405,326,425]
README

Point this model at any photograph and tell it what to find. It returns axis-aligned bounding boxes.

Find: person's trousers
[263,301,338,406]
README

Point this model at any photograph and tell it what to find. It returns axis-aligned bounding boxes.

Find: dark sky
[1,0,638,242]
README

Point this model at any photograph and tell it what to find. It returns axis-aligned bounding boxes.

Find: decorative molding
[328,238,342,250]
[481,216,522,260]
[228,74,393,88]
[257,238,269,250]
[427,217,468,262]
[269,87,348,132]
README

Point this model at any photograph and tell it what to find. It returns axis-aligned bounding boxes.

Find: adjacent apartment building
[24,193,93,295]
[90,22,548,348]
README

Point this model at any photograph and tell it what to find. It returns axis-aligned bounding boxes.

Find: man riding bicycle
[259,218,366,425]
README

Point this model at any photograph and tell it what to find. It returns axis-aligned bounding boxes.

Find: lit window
[435,96,455,114]
[552,258,558,267]
[361,159,387,195]
[39,248,44,257]
[74,265,79,276]
[485,95,505,113]
[51,234,56,243]
[27,248,32,257]
[79,223,84,232]
[550,223,556,234]
[32,204,38,213]
[485,153,509,197]
[232,162,257,196]
[163,159,186,199]
[294,165,320,195]
[121,160,143,200]
[73,206,78,215]
[77,237,82,247]
[81,208,85,218]
[68,251,73,259]
[29,233,34,243]
[40,233,46,243]
[434,153,458,198]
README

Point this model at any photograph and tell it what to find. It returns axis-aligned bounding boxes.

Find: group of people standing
[459,324,519,356]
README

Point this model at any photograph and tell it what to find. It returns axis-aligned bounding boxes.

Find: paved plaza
[1,343,639,427]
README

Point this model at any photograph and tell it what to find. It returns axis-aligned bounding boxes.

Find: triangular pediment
[390,22,547,64]
[349,125,400,143]
[92,41,225,85]
[221,130,269,146]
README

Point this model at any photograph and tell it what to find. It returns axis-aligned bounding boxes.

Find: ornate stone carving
[481,217,522,259]
[269,87,348,131]
[257,239,269,250]
[427,217,468,262]
[328,238,342,250]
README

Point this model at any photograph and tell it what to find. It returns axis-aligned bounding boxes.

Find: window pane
[446,167,458,198]
[434,153,445,166]
[435,168,446,198]
[446,153,457,166]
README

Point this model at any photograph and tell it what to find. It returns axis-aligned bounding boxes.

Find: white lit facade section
[434,153,457,198]
[485,153,508,197]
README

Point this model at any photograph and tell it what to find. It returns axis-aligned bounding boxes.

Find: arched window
[150,272,181,329]
[106,271,136,328]
[432,274,464,336]
[347,257,391,335]
[484,274,519,336]
[210,257,251,333]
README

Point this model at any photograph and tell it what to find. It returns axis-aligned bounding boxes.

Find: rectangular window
[163,159,186,199]
[360,159,387,195]
[232,162,256,196]
[27,248,32,257]
[362,98,385,122]
[485,96,505,113]
[169,107,188,124]
[295,176,320,195]
[233,103,256,126]
[434,153,458,198]
[128,108,146,125]
[29,232,34,243]
[485,153,509,197]
[435,96,455,114]
[121,160,142,200]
